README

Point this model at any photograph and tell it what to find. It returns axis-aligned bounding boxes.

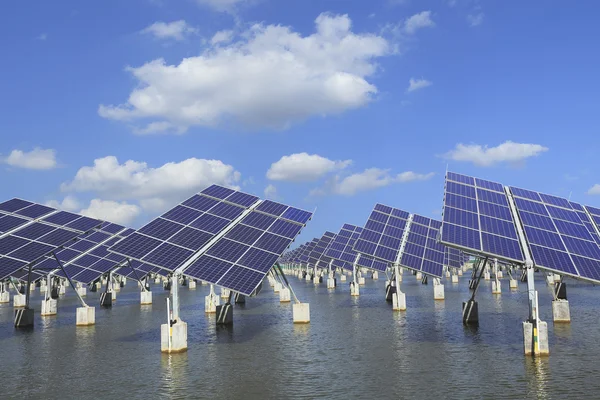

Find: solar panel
[440,172,525,263]
[307,231,336,268]
[108,185,261,272]
[353,204,409,271]
[183,199,311,295]
[399,216,445,278]
[511,188,600,282]
[298,239,319,263]
[444,247,465,269]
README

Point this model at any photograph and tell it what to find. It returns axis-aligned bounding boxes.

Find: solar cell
[307,231,336,268]
[0,214,29,234]
[0,199,33,213]
[15,204,55,219]
[399,215,445,277]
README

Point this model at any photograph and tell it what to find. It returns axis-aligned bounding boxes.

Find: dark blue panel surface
[201,185,235,199]
[224,224,264,246]
[161,205,203,225]
[190,214,231,234]
[138,218,183,240]
[0,215,29,234]
[238,248,279,273]
[225,191,259,208]
[447,172,474,185]
[42,211,80,226]
[206,239,249,263]
[9,242,54,262]
[0,256,28,279]
[209,202,245,220]
[38,228,80,246]
[182,195,219,212]
[109,233,162,259]
[268,219,303,239]
[281,208,312,224]
[255,200,288,217]
[15,204,55,219]
[0,199,33,213]
[168,227,213,251]
[66,217,102,232]
[240,212,276,230]
[12,223,55,240]
[143,242,194,271]
[184,255,233,283]
[218,266,264,296]
[0,236,29,255]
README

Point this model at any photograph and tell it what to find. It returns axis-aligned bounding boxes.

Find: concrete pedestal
[95,282,102,290]
[312,276,320,284]
[112,291,117,301]
[340,275,347,282]
[510,279,518,289]
[274,282,282,293]
[492,281,501,294]
[523,321,549,355]
[14,294,26,308]
[546,275,554,286]
[462,300,478,324]
[216,304,233,325]
[458,270,463,276]
[434,284,445,300]
[358,277,365,285]
[188,280,196,290]
[497,271,503,279]
[293,303,310,324]
[77,287,87,297]
[113,282,121,292]
[451,275,459,283]
[154,277,161,284]
[446,271,451,278]
[201,280,208,285]
[279,288,291,302]
[161,321,188,353]
[234,293,245,304]
[350,282,360,296]
[554,274,562,283]
[141,291,152,305]
[76,307,95,326]
[484,272,491,280]
[59,286,66,295]
[305,274,311,282]
[14,308,34,328]
[0,292,9,303]
[372,271,378,280]
[205,294,219,313]
[552,300,571,323]
[41,299,57,316]
[415,272,422,280]
[100,292,112,307]
[392,292,406,311]
[327,278,336,289]
[220,288,230,299]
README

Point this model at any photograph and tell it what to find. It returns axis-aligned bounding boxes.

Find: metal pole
[469,257,488,301]
[172,273,180,321]
[275,263,300,304]
[166,297,172,352]
[24,264,33,308]
[52,253,88,307]
[127,259,147,292]
[394,263,401,294]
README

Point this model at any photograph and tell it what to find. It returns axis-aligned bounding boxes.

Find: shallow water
[0,272,598,399]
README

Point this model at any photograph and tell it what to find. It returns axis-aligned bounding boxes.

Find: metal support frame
[468,257,488,302]
[52,252,88,308]
[126,259,148,292]
[275,263,301,304]
[171,272,180,321]
[494,258,500,289]
[352,254,360,288]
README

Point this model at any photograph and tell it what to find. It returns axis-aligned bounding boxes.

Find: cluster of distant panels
[0,185,313,296]
[281,205,469,279]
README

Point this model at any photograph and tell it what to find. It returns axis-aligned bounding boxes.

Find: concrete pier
[216,304,233,325]
[484,271,491,280]
[279,288,291,302]
[313,276,320,284]
[274,282,282,293]
[523,321,549,355]
[161,321,188,353]
[77,287,87,297]
[458,269,463,276]
[0,291,9,303]
[340,275,347,282]
[372,271,378,280]
[434,284,445,300]
[14,308,34,328]
[451,275,459,283]
[552,300,571,322]
[497,271,503,279]
[76,307,95,326]
[358,277,365,285]
[416,272,422,280]
[188,280,196,290]
[462,300,478,324]
[293,303,310,324]
[392,292,406,311]
[350,282,360,296]
[41,299,57,316]
[492,281,501,294]
[141,291,152,305]
[205,293,219,313]
[154,277,161,284]
[510,279,518,289]
[327,276,336,289]
[14,294,26,308]
[59,286,66,295]
[305,274,311,282]
[221,288,230,299]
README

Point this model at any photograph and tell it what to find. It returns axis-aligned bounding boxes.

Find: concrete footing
[205,294,220,313]
[188,280,196,290]
[510,279,518,289]
[392,292,406,311]
[372,271,378,280]
[221,288,230,299]
[484,272,491,280]
[14,294,26,308]
[497,271,503,279]
[77,287,87,297]
[141,291,152,305]
[416,272,422,280]
[462,300,478,324]
[358,277,365,285]
[113,282,121,292]
[350,282,360,296]
[327,278,336,289]
[274,282,282,293]
[0,292,9,303]
[458,270,463,276]
[100,292,112,307]
[216,304,233,325]
[552,300,571,323]
[492,281,501,294]
[434,284,445,300]
[451,275,459,283]
[41,299,57,316]
[14,308,34,328]
[279,288,291,302]
[293,303,310,324]
[340,275,347,282]
[154,277,161,284]
[201,280,208,285]
[305,274,311,282]
[76,307,95,326]
[523,321,549,355]
[312,276,320,284]
[446,271,451,278]
[161,321,188,353]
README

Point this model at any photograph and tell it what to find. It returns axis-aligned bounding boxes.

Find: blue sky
[1,0,599,246]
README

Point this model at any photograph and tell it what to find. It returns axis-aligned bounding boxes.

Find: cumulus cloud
[407,78,432,92]
[80,199,142,225]
[403,11,435,34]
[311,168,434,196]
[264,184,279,200]
[46,195,81,212]
[467,13,484,26]
[211,30,234,45]
[2,148,57,170]
[443,141,549,167]
[267,153,352,182]
[141,20,198,41]
[99,13,391,133]
[588,185,600,195]
[60,156,241,214]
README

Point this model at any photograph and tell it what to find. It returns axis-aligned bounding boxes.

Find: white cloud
[211,30,234,45]
[403,11,435,35]
[467,13,484,27]
[2,148,57,170]
[36,33,48,41]
[311,168,434,196]
[141,20,198,41]
[267,153,352,182]
[587,185,600,195]
[264,184,279,199]
[196,0,246,12]
[45,195,81,212]
[61,156,241,214]
[407,78,432,92]
[443,141,549,167]
[80,199,142,225]
[99,13,391,133]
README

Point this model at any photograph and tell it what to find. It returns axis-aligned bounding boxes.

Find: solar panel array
[441,172,525,263]
[353,204,410,271]
[510,187,600,282]
[108,185,311,296]
[322,224,387,271]
[0,200,102,280]
[444,247,465,269]
[298,239,319,263]
[400,216,445,278]
[307,231,336,269]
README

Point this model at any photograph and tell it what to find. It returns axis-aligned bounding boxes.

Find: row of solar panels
[0,185,313,296]
[280,208,470,279]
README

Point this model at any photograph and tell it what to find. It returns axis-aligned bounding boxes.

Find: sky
[1,0,599,248]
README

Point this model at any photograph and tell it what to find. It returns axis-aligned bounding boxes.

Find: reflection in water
[524,357,550,399]
[552,322,572,339]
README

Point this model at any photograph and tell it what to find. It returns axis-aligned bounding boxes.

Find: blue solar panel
[14,204,55,219]
[255,200,288,217]
[0,214,29,234]
[182,195,219,212]
[399,215,444,277]
[307,231,336,268]
[0,256,27,280]
[142,243,194,270]
[168,227,213,251]
[190,214,231,234]
[99,222,125,235]
[42,211,80,226]
[268,219,303,239]
[281,208,312,224]
[0,236,29,255]
[12,223,55,240]
[240,212,276,230]
[9,242,54,262]
[441,172,524,263]
[0,199,33,213]
[225,191,260,208]
[65,216,102,232]
[201,185,235,200]
[37,228,80,246]
[161,205,203,225]
[354,204,409,264]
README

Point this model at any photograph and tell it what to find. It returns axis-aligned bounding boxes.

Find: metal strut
[469,257,488,302]
[275,263,301,304]
[52,252,88,308]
